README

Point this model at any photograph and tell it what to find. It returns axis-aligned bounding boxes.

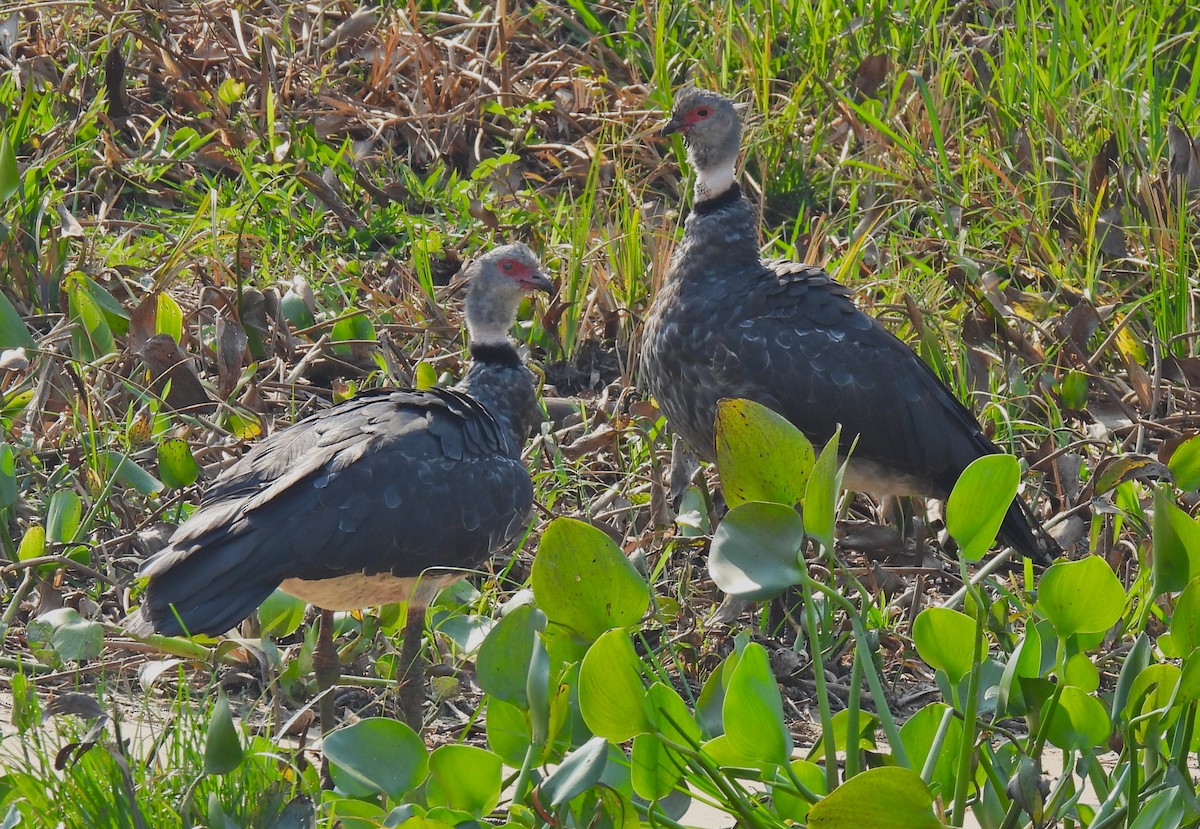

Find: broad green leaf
[997,625,1043,716]
[579,629,648,741]
[17,524,44,561]
[772,759,827,823]
[912,607,977,684]
[1129,789,1186,829]
[0,134,17,204]
[1168,434,1200,491]
[709,501,805,600]
[0,291,34,349]
[203,693,244,775]
[331,311,374,355]
[538,735,608,807]
[158,438,200,489]
[67,276,114,360]
[899,704,962,797]
[695,650,738,739]
[486,698,531,767]
[101,451,164,496]
[477,603,543,708]
[0,443,17,508]
[426,745,502,816]
[27,607,103,663]
[323,717,428,800]
[1043,685,1110,751]
[808,707,878,762]
[80,275,129,336]
[414,361,438,390]
[631,683,702,801]
[257,590,307,638]
[531,517,649,641]
[46,489,82,543]
[1058,370,1088,409]
[804,428,843,553]
[1036,556,1125,637]
[1064,652,1099,692]
[156,292,184,344]
[807,767,944,828]
[715,398,814,508]
[1123,663,1181,739]
[1152,485,1198,596]
[1171,577,1200,654]
[723,642,791,768]
[280,290,316,331]
[946,454,1019,561]
[1111,632,1152,722]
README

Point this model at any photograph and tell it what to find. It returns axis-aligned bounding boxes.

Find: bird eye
[501,260,515,272]
[695,107,710,117]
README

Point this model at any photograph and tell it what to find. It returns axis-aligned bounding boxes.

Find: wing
[134,388,533,635]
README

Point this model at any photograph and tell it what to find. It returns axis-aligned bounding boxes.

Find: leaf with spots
[158,438,200,489]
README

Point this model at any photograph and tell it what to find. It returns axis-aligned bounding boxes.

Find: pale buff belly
[279,570,464,611]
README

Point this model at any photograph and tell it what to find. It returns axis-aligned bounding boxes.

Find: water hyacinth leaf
[414,361,438,390]
[723,642,791,767]
[695,651,737,739]
[477,603,543,708]
[946,454,1019,561]
[998,625,1044,715]
[1043,686,1110,751]
[331,311,374,355]
[17,524,44,561]
[912,607,977,684]
[807,767,943,828]
[80,275,129,336]
[1168,433,1200,491]
[0,443,15,508]
[1111,632,1152,722]
[46,489,82,543]
[538,735,608,807]
[1064,652,1100,692]
[1171,578,1200,654]
[323,717,428,800]
[709,501,806,601]
[486,698,531,767]
[772,759,827,823]
[67,276,115,360]
[531,518,649,641]
[257,590,307,638]
[425,745,502,817]
[1152,485,1199,596]
[280,290,317,332]
[156,292,184,344]
[1123,664,1181,739]
[632,683,702,801]
[715,398,814,508]
[0,134,17,203]
[28,608,103,663]
[1036,556,1125,638]
[804,428,843,553]
[0,291,34,349]
[579,628,648,741]
[102,450,164,497]
[1128,789,1186,829]
[808,707,879,763]
[899,703,962,797]
[158,438,200,489]
[203,692,244,775]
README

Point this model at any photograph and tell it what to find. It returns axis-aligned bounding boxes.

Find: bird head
[660,88,743,198]
[464,242,553,346]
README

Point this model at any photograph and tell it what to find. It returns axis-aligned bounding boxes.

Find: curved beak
[524,271,555,294]
[659,113,686,138]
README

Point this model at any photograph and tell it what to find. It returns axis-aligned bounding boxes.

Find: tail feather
[999,496,1059,566]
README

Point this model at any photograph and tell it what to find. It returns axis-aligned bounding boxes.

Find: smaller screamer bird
[127,243,552,731]
[641,88,1058,563]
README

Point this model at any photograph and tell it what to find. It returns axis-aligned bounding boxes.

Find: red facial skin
[499,259,544,291]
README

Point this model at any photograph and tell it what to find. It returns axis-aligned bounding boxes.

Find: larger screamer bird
[640,89,1058,563]
[127,242,553,730]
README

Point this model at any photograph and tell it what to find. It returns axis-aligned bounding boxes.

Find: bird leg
[313,609,339,736]
[398,600,427,732]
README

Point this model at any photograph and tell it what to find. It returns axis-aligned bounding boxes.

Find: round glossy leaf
[709,501,806,601]
[715,398,814,508]
[899,703,962,797]
[579,629,648,741]
[807,767,943,829]
[946,454,1019,561]
[1043,686,1110,751]
[631,683,702,800]
[46,489,82,544]
[486,698,531,767]
[1064,652,1100,692]
[772,759,826,823]
[158,438,200,489]
[257,590,307,638]
[531,518,649,641]
[426,745,502,816]
[912,607,977,684]
[203,693,244,775]
[1152,486,1200,597]
[1171,577,1200,654]
[722,642,791,767]
[27,608,103,664]
[1168,434,1200,491]
[323,717,428,800]
[156,292,184,344]
[808,707,879,763]
[477,603,542,707]
[1036,556,1125,637]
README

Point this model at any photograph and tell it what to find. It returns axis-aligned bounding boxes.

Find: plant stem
[950,577,986,827]
[801,575,839,793]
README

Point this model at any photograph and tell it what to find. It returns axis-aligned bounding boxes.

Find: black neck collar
[693,183,742,216]
[470,342,523,368]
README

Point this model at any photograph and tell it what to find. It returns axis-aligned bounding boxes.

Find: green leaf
[426,745,502,817]
[1168,434,1200,491]
[1111,632,1152,722]
[0,134,18,204]
[899,704,962,797]
[709,501,806,600]
[203,693,244,775]
[912,607,977,684]
[807,767,944,828]
[1170,577,1200,655]
[579,629,648,741]
[477,603,543,708]
[157,438,200,489]
[414,361,438,390]
[257,590,307,637]
[101,451,164,497]
[323,717,428,800]
[486,698,531,767]
[772,759,827,823]
[1153,485,1195,595]
[0,443,18,508]
[809,707,879,762]
[66,275,115,360]
[0,291,35,349]
[538,735,608,807]
[331,311,374,355]
[280,290,316,332]
[531,517,649,641]
[804,428,843,552]
[156,292,184,344]
[715,398,815,508]
[46,489,82,543]
[17,524,44,561]
[1036,556,1126,637]
[946,454,1019,560]
[27,607,103,663]
[997,625,1043,716]
[695,651,737,739]
[631,683,702,801]
[723,642,791,768]
[1059,369,1088,409]
[1043,685,1110,751]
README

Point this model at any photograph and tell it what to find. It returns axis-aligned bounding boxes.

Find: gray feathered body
[642,186,1055,562]
[130,346,539,636]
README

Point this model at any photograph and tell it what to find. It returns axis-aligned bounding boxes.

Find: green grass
[1,0,1199,826]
